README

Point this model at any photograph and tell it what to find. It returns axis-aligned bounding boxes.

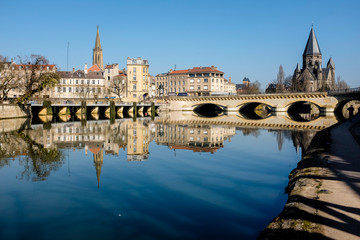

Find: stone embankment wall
[0,104,30,119]
[258,126,334,239]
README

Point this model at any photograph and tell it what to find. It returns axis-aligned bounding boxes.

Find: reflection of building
[155,123,236,153]
[86,142,104,188]
[125,120,150,161]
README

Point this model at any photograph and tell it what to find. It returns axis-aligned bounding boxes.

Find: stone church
[292,27,335,92]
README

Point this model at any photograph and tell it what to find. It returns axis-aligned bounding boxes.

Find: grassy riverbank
[258,115,360,240]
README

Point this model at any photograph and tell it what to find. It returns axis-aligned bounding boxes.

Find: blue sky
[1,0,360,88]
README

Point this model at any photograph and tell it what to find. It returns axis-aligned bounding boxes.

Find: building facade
[292,27,335,92]
[55,68,105,100]
[126,57,150,102]
[155,66,236,97]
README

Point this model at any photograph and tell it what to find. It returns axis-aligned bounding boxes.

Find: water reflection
[0,113,338,239]
[0,112,333,184]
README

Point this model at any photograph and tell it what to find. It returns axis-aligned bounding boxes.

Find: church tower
[303,26,322,73]
[93,25,104,71]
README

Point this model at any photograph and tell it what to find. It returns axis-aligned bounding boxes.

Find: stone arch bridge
[163,90,360,116]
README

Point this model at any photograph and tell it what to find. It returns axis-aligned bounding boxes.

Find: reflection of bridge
[30,99,161,118]
[155,112,338,131]
[163,90,360,116]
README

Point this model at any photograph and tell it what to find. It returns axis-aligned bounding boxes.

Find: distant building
[155,66,236,97]
[92,25,104,71]
[236,77,250,94]
[292,26,335,92]
[55,68,105,99]
[126,57,150,102]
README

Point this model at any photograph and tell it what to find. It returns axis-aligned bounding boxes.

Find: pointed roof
[303,26,321,56]
[296,63,301,72]
[94,25,102,50]
[88,64,101,72]
[327,57,335,68]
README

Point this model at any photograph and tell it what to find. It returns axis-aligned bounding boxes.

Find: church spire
[93,25,104,70]
[95,25,102,50]
[303,26,321,56]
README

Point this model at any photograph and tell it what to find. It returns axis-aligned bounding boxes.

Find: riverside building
[155,66,236,97]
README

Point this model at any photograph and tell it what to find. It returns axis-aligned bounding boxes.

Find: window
[133,67,136,73]
[92,80,95,84]
[108,76,110,80]
[133,84,136,90]
[212,79,214,82]
[133,94,136,98]
[204,85,208,90]
[190,79,194,83]
[197,86,200,90]
[183,81,185,85]
[68,87,72,92]
[197,79,201,83]
[190,86,194,90]
[76,80,78,84]
[57,87,61,92]
[87,80,90,84]
[63,87,66,92]
[81,80,84,84]
[133,76,136,80]
[204,79,208,83]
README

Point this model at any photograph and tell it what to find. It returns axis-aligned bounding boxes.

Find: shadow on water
[287,102,320,122]
[193,104,225,118]
[239,103,271,120]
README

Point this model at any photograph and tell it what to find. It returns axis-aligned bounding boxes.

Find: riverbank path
[319,114,360,239]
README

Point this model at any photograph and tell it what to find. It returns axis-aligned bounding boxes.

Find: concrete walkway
[318,115,360,239]
[258,115,360,240]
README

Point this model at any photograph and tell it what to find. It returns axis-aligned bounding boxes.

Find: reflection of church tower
[90,146,104,188]
[93,25,104,71]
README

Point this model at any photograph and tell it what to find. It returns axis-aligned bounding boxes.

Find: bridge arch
[286,101,321,122]
[334,99,360,121]
[238,102,272,120]
[193,103,225,118]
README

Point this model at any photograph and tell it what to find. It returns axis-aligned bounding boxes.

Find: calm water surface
[0,114,322,240]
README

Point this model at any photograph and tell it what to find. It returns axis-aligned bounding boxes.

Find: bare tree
[109,75,126,101]
[0,56,20,101]
[335,76,350,90]
[247,80,261,94]
[284,75,293,91]
[16,55,60,104]
[276,65,285,92]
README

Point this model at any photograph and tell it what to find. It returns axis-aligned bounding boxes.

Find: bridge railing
[328,87,360,95]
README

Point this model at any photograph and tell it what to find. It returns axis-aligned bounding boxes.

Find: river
[0,113,336,239]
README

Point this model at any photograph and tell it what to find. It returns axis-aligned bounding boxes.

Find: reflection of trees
[236,127,260,137]
[0,130,63,182]
[269,130,316,154]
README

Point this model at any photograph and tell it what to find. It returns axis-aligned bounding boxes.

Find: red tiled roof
[169,66,223,75]
[169,69,189,75]
[88,64,101,72]
[89,148,101,154]
[188,67,223,74]
[169,145,219,153]
[11,64,56,71]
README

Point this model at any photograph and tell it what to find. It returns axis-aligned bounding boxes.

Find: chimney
[229,77,232,83]
[72,67,75,73]
[84,63,88,74]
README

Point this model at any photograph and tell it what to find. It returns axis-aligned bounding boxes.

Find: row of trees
[0,55,60,103]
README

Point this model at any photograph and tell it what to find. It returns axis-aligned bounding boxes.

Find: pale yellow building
[126,57,150,102]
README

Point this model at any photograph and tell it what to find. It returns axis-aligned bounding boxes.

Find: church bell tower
[93,25,104,71]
